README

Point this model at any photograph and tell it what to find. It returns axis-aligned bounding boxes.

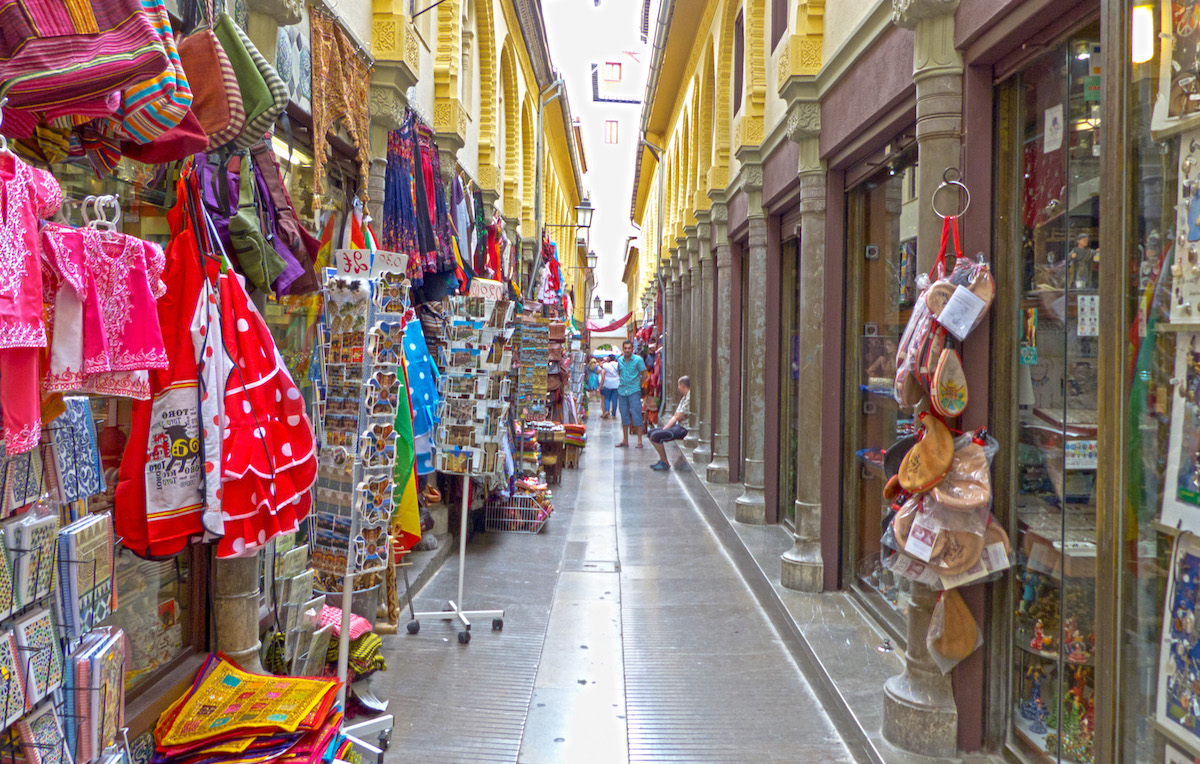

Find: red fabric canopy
[587,311,634,332]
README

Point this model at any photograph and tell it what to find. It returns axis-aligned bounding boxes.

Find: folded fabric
[317,605,371,639]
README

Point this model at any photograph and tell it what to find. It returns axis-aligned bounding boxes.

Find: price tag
[1064,440,1098,470]
[936,285,986,341]
[334,248,370,277]
[370,250,409,277]
[1076,294,1099,336]
[905,513,941,562]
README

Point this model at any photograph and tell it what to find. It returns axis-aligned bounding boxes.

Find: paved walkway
[376,415,856,763]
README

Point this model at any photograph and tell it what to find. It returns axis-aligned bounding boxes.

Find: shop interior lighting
[1132,5,1155,64]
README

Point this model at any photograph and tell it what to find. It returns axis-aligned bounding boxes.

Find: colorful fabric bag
[177,25,245,149]
[0,0,169,110]
[213,13,281,147]
[116,0,194,144]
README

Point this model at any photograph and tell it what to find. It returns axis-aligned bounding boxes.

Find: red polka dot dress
[214,268,317,558]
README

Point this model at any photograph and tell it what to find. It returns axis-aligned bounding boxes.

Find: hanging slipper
[898,412,955,493]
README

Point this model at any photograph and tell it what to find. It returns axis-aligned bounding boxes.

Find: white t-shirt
[602,361,620,389]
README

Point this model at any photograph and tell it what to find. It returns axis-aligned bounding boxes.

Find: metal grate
[484,495,551,533]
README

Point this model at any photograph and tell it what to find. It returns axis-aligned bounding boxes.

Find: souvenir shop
[0,1,577,762]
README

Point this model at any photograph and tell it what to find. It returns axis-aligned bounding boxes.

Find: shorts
[618,391,644,427]
[649,424,687,443]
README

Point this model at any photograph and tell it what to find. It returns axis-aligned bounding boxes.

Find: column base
[734,481,766,525]
[780,545,822,592]
[707,459,730,484]
[882,671,958,758]
[692,435,712,461]
[683,433,699,448]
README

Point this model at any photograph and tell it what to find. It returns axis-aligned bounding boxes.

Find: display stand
[410,474,505,643]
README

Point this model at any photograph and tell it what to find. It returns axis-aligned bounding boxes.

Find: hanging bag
[223,152,286,292]
[213,12,283,148]
[116,0,194,144]
[0,0,169,110]
[177,0,245,148]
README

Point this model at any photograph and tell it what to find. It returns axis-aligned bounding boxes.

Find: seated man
[649,376,690,471]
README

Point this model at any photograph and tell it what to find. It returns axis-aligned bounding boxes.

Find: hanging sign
[468,278,506,300]
[370,250,409,277]
[334,248,370,277]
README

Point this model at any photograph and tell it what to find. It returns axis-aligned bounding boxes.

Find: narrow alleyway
[375,415,858,763]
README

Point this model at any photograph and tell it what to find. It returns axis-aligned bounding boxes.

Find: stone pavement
[373,416,861,763]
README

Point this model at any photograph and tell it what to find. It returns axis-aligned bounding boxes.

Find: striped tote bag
[116,0,194,144]
[177,26,246,150]
[0,0,168,110]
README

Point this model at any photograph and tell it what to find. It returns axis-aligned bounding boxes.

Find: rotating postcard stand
[410,293,514,644]
[312,250,423,761]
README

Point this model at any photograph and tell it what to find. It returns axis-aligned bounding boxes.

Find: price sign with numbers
[370,250,409,277]
[334,249,370,277]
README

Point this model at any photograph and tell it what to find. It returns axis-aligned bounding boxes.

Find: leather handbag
[0,0,168,110]
[178,25,246,148]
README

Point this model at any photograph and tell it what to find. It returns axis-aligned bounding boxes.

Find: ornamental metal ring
[932,176,971,220]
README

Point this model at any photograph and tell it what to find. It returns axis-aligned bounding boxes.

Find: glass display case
[844,155,919,631]
[996,25,1101,764]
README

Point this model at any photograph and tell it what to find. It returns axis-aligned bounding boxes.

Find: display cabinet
[996,26,1102,764]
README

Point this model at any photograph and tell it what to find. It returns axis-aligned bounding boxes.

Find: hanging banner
[586,311,634,332]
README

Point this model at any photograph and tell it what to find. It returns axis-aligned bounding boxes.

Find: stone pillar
[881,0,962,757]
[213,555,265,673]
[781,137,825,592]
[707,200,732,483]
[677,239,693,436]
[692,211,714,460]
[734,201,768,525]
[662,260,677,415]
[367,157,387,229]
[683,227,700,448]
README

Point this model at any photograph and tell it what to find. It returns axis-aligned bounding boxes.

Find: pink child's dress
[41,226,168,400]
[0,153,62,453]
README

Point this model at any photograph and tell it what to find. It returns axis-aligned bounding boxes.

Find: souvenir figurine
[1018,571,1040,617]
[1023,664,1047,721]
[1030,695,1049,734]
[1031,619,1048,652]
[1067,630,1089,663]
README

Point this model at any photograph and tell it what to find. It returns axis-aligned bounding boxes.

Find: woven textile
[309,10,371,205]
[316,605,371,639]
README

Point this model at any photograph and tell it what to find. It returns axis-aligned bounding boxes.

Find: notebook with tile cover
[0,528,19,620]
[14,608,63,706]
[58,515,116,640]
[88,631,124,761]
[15,701,73,764]
[0,629,26,728]
[3,448,44,517]
[68,632,108,764]
[50,398,105,503]
[10,511,60,606]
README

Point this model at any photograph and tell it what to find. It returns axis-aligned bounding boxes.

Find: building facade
[627,0,1192,760]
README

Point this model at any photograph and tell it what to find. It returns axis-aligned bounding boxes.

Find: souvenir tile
[359,424,397,468]
[368,321,405,365]
[355,477,393,526]
[352,528,390,570]
[16,702,72,764]
[366,370,399,416]
[14,609,63,706]
[373,275,408,314]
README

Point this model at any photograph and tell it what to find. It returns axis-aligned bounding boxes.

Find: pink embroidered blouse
[0,153,62,349]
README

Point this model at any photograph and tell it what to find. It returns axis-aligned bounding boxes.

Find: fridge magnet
[1154,0,1200,135]
[1158,532,1200,749]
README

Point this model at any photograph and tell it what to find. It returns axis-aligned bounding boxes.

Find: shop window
[606,120,620,144]
[843,152,918,637]
[734,11,744,114]
[605,62,622,82]
[604,300,613,314]
[994,24,1100,764]
[779,239,800,525]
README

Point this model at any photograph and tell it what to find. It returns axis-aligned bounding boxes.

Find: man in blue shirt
[616,340,648,448]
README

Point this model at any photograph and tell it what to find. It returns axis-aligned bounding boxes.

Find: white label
[905,513,941,562]
[937,285,987,340]
[468,278,506,300]
[1077,294,1099,336]
[1064,439,1098,470]
[1044,104,1064,153]
[370,250,409,277]
[986,542,1011,571]
[334,248,371,277]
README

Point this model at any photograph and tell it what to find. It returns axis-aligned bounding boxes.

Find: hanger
[86,194,122,233]
[0,96,8,154]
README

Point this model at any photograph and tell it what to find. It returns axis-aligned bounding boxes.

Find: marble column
[692,211,714,460]
[683,227,700,448]
[781,138,825,592]
[882,0,962,757]
[734,207,768,525]
[662,259,677,415]
[677,238,693,436]
[213,555,265,673]
[707,201,732,483]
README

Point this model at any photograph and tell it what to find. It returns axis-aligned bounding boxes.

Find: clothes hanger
[0,96,8,154]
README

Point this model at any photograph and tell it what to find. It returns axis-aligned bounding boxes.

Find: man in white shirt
[649,376,690,471]
[600,355,620,418]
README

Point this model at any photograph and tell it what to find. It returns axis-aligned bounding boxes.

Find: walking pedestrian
[648,377,690,470]
[600,354,620,418]
[615,341,648,448]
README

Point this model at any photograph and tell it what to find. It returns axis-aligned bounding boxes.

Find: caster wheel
[458,631,471,644]
[406,620,420,634]
[492,618,503,631]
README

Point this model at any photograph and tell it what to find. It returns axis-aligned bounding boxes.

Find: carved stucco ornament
[246,0,302,26]
[892,0,959,28]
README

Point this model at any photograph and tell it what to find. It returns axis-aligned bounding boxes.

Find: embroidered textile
[309,11,371,206]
